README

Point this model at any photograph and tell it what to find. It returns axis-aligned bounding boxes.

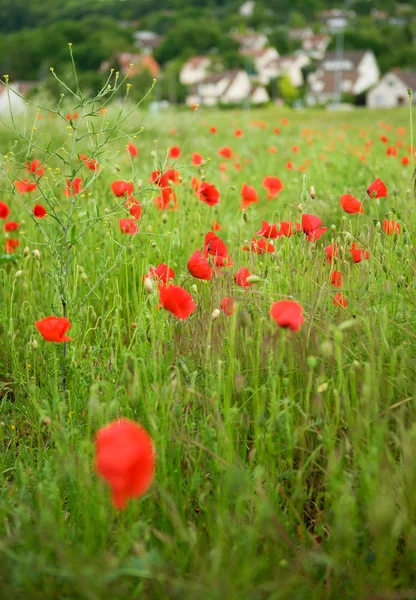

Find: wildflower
[80,154,99,171]
[4,221,18,232]
[95,419,155,510]
[302,214,322,234]
[212,221,221,231]
[333,292,348,308]
[14,179,37,193]
[33,204,47,218]
[256,220,279,239]
[263,176,284,200]
[243,237,274,254]
[241,183,258,209]
[350,242,369,263]
[280,221,299,237]
[35,316,73,342]
[234,267,252,287]
[220,297,235,316]
[234,129,243,137]
[119,218,138,234]
[0,202,10,219]
[367,178,388,198]
[111,180,134,197]
[144,264,174,284]
[383,220,401,235]
[270,300,304,331]
[187,250,213,280]
[159,284,196,319]
[306,227,327,242]
[169,146,181,159]
[126,197,142,220]
[192,152,204,166]
[285,161,293,170]
[401,156,410,165]
[199,182,220,206]
[4,239,19,253]
[64,178,83,197]
[25,159,44,177]
[209,126,217,134]
[340,194,363,215]
[127,143,138,157]
[331,270,343,288]
[324,244,339,263]
[218,146,232,159]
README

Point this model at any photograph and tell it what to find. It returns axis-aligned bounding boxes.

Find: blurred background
[1,0,416,110]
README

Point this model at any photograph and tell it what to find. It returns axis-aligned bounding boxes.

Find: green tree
[278,74,299,105]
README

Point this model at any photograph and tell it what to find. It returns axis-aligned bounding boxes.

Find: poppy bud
[143,277,154,294]
[147,225,152,233]
[306,356,317,369]
[211,309,220,321]
[243,211,248,223]
[23,246,30,257]
[191,284,198,293]
[162,213,168,223]
[81,272,88,281]
[310,185,316,199]
[297,204,303,212]
[245,275,262,284]
[32,340,38,350]
[15,270,22,278]
[33,249,40,260]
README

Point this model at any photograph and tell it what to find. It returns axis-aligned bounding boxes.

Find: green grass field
[1,95,416,599]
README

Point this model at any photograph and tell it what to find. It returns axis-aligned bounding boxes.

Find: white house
[232,32,268,51]
[367,69,416,109]
[242,47,279,84]
[0,82,34,117]
[239,1,255,17]
[186,69,269,106]
[307,50,380,105]
[320,9,355,31]
[180,57,212,86]
[133,31,163,54]
[302,35,331,60]
[289,28,314,42]
[262,53,310,87]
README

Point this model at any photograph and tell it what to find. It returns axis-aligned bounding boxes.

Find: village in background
[2,0,416,114]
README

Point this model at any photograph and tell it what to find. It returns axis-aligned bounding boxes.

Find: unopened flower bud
[310,185,316,199]
[246,274,262,284]
[15,270,22,278]
[32,340,39,350]
[33,249,40,260]
[143,277,154,294]
[243,211,248,222]
[23,246,30,257]
[191,284,198,293]
[162,213,168,223]
[211,308,220,321]
[297,203,303,212]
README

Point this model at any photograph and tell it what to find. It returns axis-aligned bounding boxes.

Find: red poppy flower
[233,162,242,172]
[302,214,322,234]
[192,152,204,166]
[285,161,293,170]
[0,202,10,219]
[292,145,299,153]
[4,221,18,232]
[144,264,174,283]
[268,146,278,154]
[263,176,284,200]
[220,297,235,316]
[127,143,138,157]
[111,180,134,197]
[350,242,369,263]
[340,194,363,215]
[331,270,342,288]
[95,419,155,510]
[234,129,243,137]
[209,126,217,134]
[159,284,196,319]
[154,188,178,211]
[169,146,181,159]
[125,196,142,220]
[33,203,47,218]
[367,178,387,198]
[234,267,252,287]
[64,177,83,197]
[270,300,304,332]
[273,127,280,135]
[306,227,327,242]
[333,292,348,308]
[324,244,339,263]
[281,118,289,126]
[383,220,401,235]
[401,156,410,165]
[187,250,213,280]
[204,232,229,259]
[34,316,73,342]
[241,183,258,209]
[379,135,388,144]
[4,239,19,253]
[119,218,138,234]
[243,237,274,254]
[199,182,220,206]
[386,146,397,156]
[14,179,37,193]
[279,221,299,237]
[256,220,279,239]
[79,154,99,171]
[218,146,232,159]
[25,159,44,177]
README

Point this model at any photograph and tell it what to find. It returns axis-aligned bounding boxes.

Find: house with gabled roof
[186,69,269,107]
[307,50,380,105]
[180,57,212,86]
[367,69,416,108]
